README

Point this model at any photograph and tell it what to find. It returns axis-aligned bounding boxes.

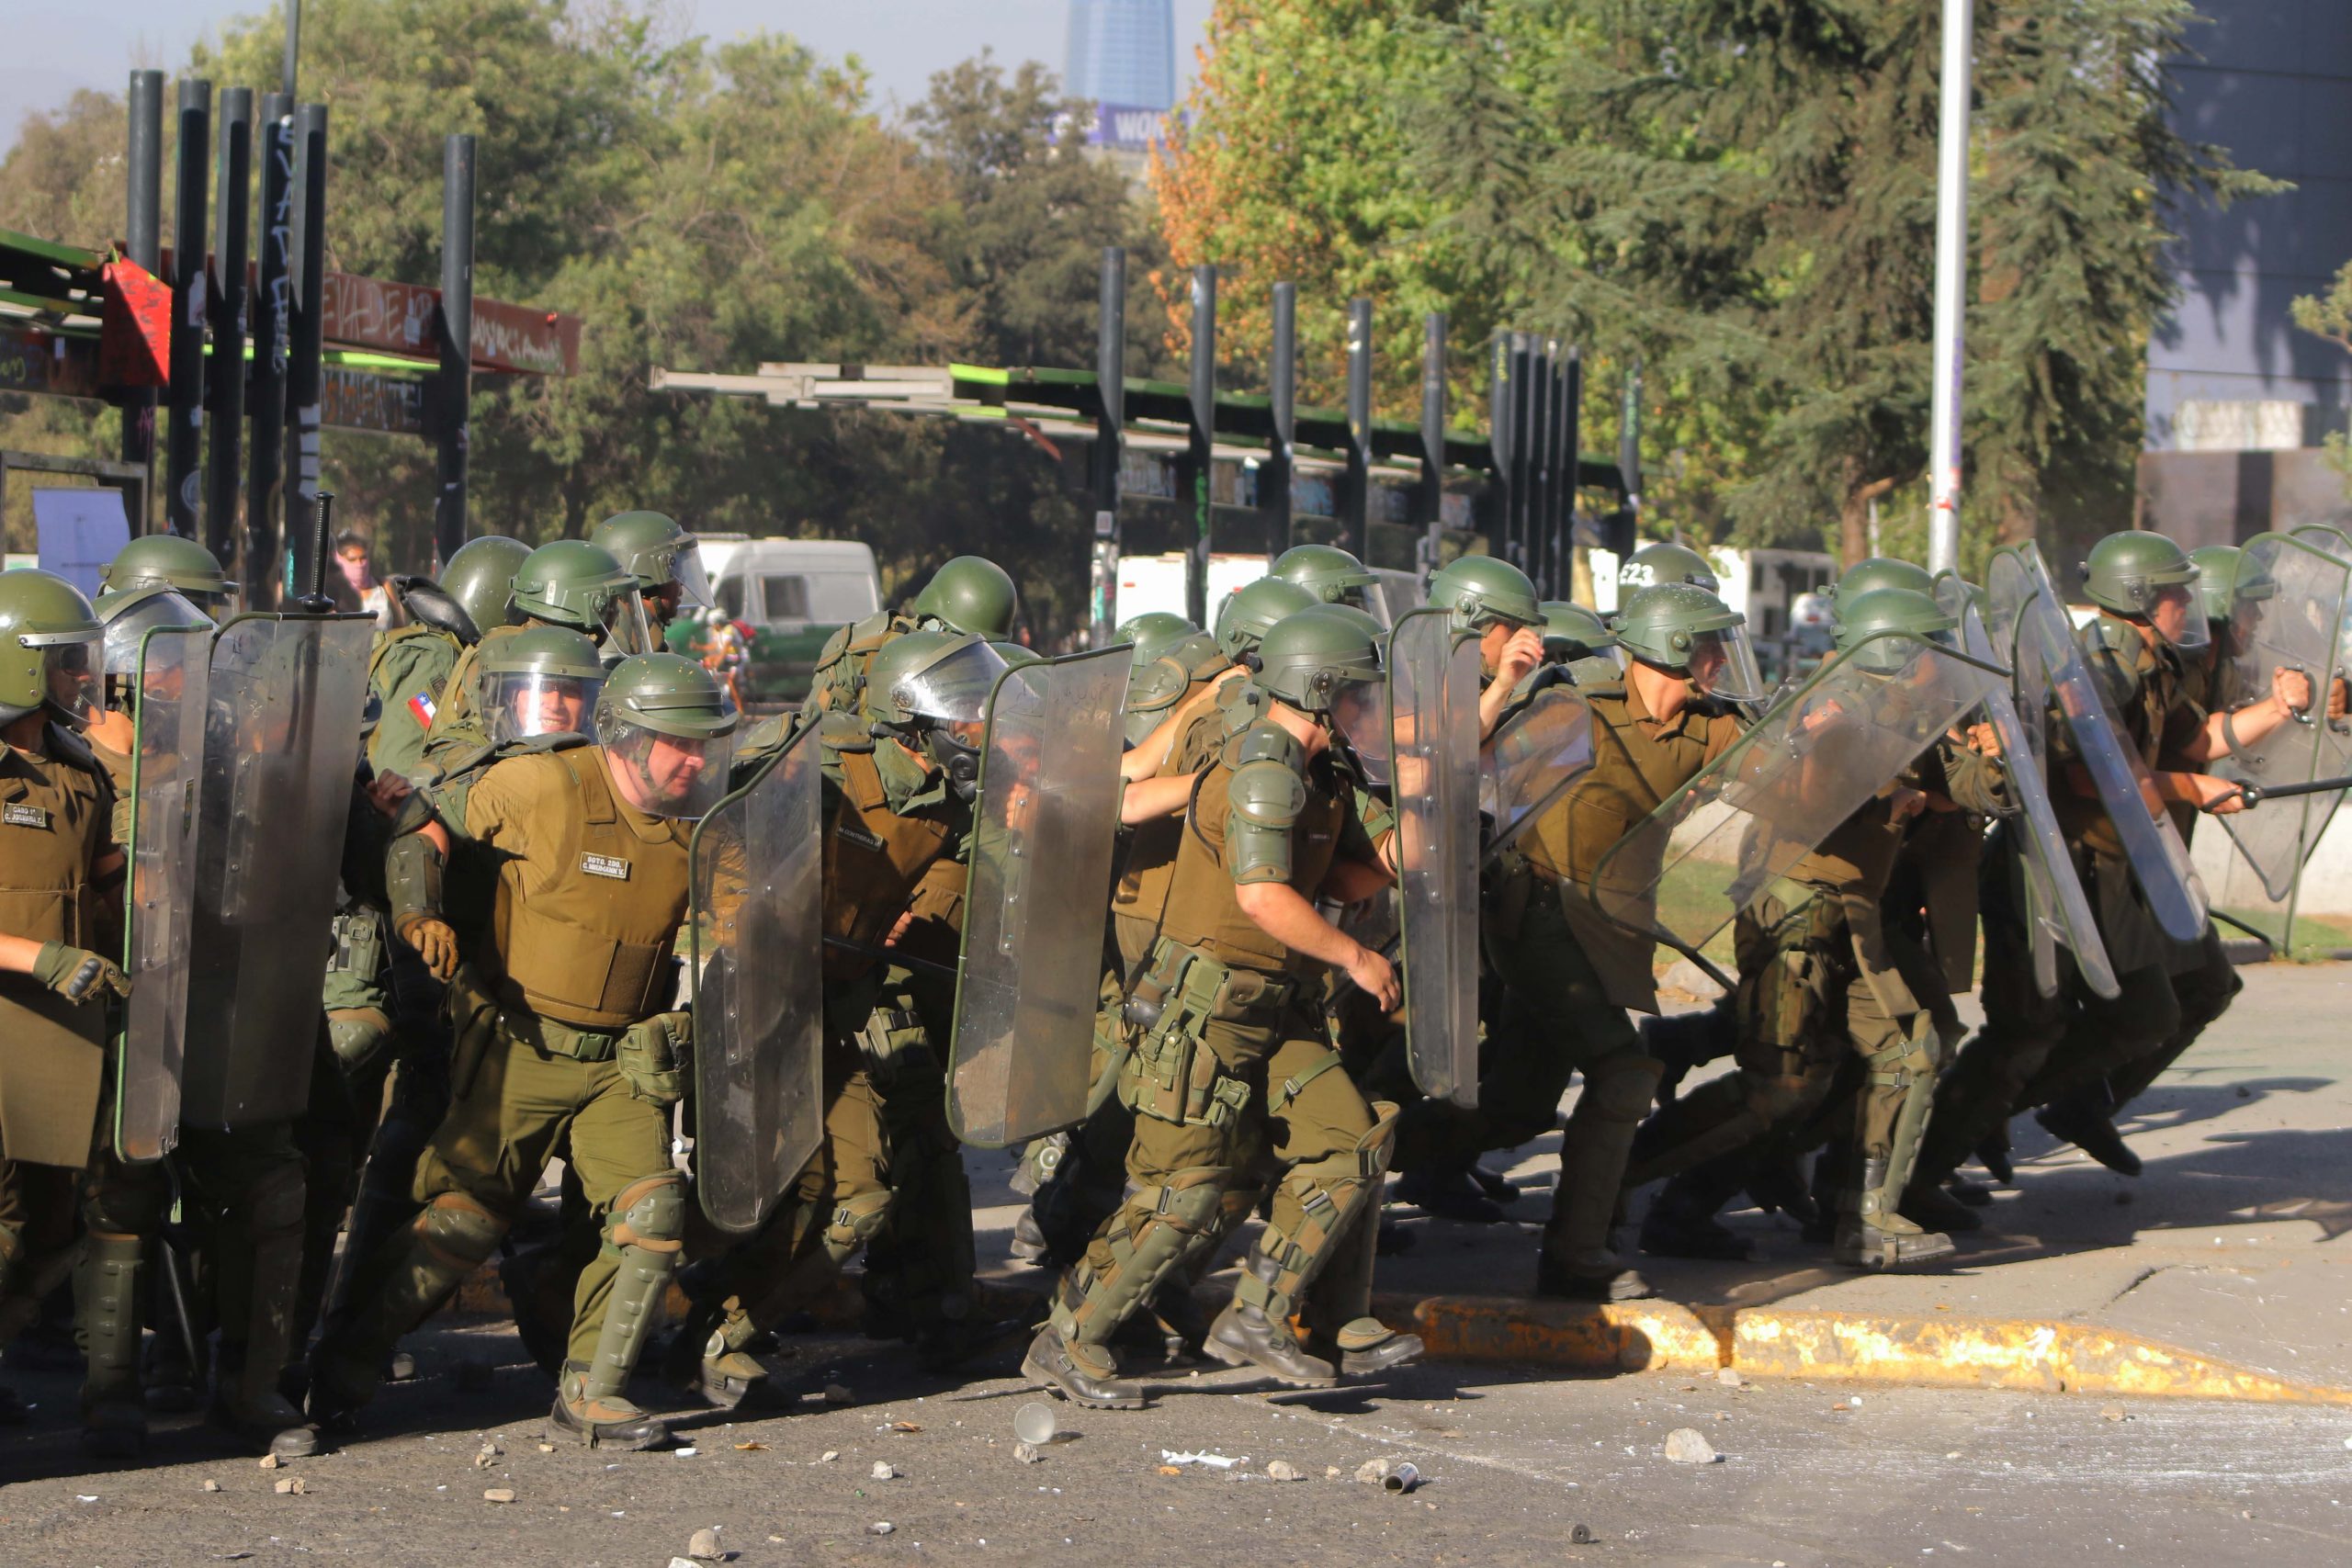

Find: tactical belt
[494,1005,620,1064]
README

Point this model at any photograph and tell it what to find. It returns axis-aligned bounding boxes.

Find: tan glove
[398,916,463,982]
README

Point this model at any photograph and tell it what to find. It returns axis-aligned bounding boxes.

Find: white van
[695,536,883,705]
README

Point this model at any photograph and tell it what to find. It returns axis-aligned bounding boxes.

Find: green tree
[2293,260,2352,489]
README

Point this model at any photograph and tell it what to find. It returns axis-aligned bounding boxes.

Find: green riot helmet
[1617,541,1718,596]
[912,555,1020,639]
[2190,544,2253,627]
[95,585,212,714]
[990,640,1046,669]
[1215,576,1317,666]
[1270,543,1377,608]
[590,510,710,625]
[1539,599,1625,681]
[1253,604,1384,716]
[511,538,657,656]
[101,533,236,610]
[2082,529,2207,651]
[438,535,531,641]
[1611,582,1765,702]
[594,652,740,819]
[481,625,605,747]
[1832,586,1960,675]
[1834,556,1936,602]
[0,569,105,727]
[1425,554,1542,634]
[1114,611,1199,669]
[863,629,1011,800]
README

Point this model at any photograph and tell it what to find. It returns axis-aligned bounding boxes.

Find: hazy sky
[1,0,1217,154]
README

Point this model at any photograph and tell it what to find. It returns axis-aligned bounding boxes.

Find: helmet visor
[1328,677,1394,786]
[487,671,602,747]
[594,589,657,658]
[100,591,211,683]
[2147,581,2210,652]
[889,638,1011,731]
[1686,624,1765,702]
[604,718,736,819]
[24,630,104,723]
[669,541,714,609]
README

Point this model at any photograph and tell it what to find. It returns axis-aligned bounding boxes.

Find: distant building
[2139,2,2352,544]
[1067,0,1176,155]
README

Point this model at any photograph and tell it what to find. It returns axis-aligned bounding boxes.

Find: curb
[455,1268,2351,1405]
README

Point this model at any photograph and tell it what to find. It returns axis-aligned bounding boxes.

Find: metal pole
[284,102,328,604]
[1090,247,1125,646]
[1528,337,1554,592]
[206,86,252,563]
[1186,265,1216,628]
[164,79,211,539]
[1419,312,1447,573]
[282,0,301,100]
[1927,0,1975,575]
[1508,332,1535,570]
[1547,344,1573,597]
[122,71,164,524]
[1620,364,1645,548]
[247,93,292,597]
[1488,334,1514,564]
[1344,297,1372,565]
[435,133,476,568]
[1264,282,1296,568]
[1561,345,1584,593]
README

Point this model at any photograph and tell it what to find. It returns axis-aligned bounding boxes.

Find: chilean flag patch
[407,692,437,728]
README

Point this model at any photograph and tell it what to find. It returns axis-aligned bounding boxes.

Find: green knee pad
[1051,1166,1229,1344]
[1578,1049,1665,1124]
[585,1173,686,1400]
[822,1188,893,1268]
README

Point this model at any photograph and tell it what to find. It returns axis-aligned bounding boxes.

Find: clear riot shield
[1482,682,1597,858]
[688,727,824,1234]
[947,647,1127,1148]
[1589,632,2007,956]
[2212,534,2352,901]
[1387,607,1484,1107]
[114,624,212,1161]
[1985,545,2209,943]
[180,615,374,1131]
[1934,576,2116,1000]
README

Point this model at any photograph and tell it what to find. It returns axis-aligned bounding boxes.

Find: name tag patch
[834,819,884,852]
[4,803,51,829]
[581,852,631,881]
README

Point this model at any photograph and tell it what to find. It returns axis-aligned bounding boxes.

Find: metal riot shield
[1482,682,1596,858]
[946,647,1127,1148]
[1985,545,2209,943]
[115,624,212,1161]
[1933,576,2117,1001]
[1386,607,1484,1107]
[2211,534,2352,900]
[1589,632,2006,957]
[180,615,373,1131]
[688,725,824,1234]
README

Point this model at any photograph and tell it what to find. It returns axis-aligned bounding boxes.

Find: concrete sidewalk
[963,961,2352,1402]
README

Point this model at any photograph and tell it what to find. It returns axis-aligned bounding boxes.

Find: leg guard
[1540,1051,1665,1300]
[1049,1167,1229,1347]
[311,1190,506,1406]
[74,1229,146,1454]
[326,1007,397,1077]
[579,1173,686,1402]
[210,1158,316,1454]
[1303,1104,1399,1343]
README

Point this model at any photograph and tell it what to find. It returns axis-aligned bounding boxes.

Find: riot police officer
[592,511,712,637]
[424,538,653,759]
[312,653,737,1450]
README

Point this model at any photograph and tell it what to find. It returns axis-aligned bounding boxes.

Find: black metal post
[1343,297,1373,564]
[1559,345,1583,593]
[1185,264,1216,628]
[164,78,211,539]
[122,71,164,524]
[435,133,476,568]
[1508,332,1536,570]
[282,0,301,99]
[1418,312,1447,572]
[1488,333,1515,564]
[284,102,328,604]
[1090,247,1125,645]
[206,87,252,564]
[1263,282,1295,568]
[247,92,293,595]
[1528,336,1554,592]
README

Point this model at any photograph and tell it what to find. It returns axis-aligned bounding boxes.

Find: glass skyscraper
[1065,0,1176,111]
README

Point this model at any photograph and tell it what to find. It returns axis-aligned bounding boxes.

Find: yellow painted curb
[1396,1293,1730,1374]
[1729,1309,2352,1404]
